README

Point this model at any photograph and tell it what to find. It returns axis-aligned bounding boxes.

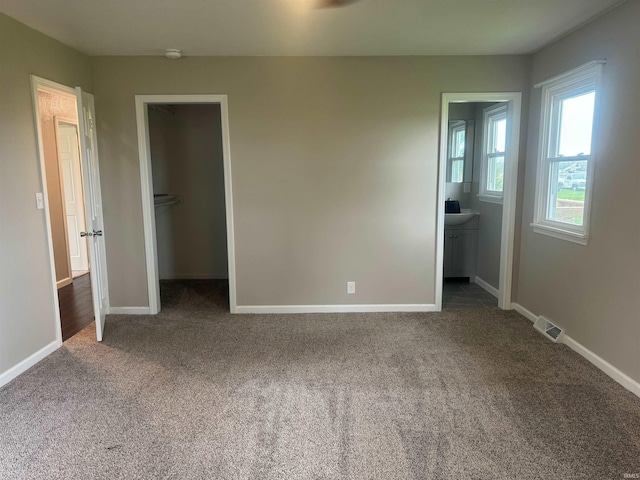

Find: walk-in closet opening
[147,103,230,311]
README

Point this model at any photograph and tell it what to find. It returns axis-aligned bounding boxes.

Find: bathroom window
[531,62,602,245]
[448,121,466,183]
[479,104,507,203]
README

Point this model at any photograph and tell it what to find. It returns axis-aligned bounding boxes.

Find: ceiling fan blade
[315,0,361,8]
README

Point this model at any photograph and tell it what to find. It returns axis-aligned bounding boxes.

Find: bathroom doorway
[437,93,522,311]
[135,95,237,314]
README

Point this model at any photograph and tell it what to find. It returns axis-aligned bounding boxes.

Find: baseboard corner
[474,276,499,299]
[511,302,537,323]
[56,277,72,289]
[0,340,60,389]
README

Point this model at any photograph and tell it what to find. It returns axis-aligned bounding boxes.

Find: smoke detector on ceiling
[165,49,182,59]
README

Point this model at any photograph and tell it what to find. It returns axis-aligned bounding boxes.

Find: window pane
[558,91,595,157]
[453,128,465,158]
[547,160,587,225]
[487,154,504,192]
[493,117,506,153]
[451,159,464,183]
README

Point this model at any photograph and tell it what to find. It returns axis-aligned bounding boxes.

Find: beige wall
[149,104,228,280]
[90,55,531,307]
[2,1,635,390]
[516,0,640,382]
[0,13,91,375]
[38,91,78,283]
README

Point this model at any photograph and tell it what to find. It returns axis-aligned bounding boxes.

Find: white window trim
[448,120,466,182]
[479,104,507,204]
[531,62,603,245]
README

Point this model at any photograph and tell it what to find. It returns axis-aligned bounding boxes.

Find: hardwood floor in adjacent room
[58,273,94,341]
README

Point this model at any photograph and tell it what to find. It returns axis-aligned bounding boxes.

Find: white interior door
[57,121,89,272]
[76,89,110,341]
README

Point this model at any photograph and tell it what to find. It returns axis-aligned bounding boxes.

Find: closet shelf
[154,194,181,207]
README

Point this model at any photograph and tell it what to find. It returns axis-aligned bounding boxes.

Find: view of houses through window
[533,62,601,243]
[547,91,595,226]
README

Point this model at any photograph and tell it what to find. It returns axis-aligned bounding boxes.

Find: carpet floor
[1,280,639,479]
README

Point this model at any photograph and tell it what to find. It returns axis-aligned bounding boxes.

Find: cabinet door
[443,232,454,277]
[450,230,478,277]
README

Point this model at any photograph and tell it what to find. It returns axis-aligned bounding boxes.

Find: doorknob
[81,230,102,237]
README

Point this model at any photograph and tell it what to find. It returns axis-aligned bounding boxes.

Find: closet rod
[154,194,181,208]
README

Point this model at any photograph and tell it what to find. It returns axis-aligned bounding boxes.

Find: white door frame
[436,92,522,310]
[135,94,237,314]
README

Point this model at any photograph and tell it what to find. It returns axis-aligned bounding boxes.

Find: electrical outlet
[35,193,44,210]
[347,281,356,294]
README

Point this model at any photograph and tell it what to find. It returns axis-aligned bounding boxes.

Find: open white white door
[76,88,110,341]
[57,121,89,272]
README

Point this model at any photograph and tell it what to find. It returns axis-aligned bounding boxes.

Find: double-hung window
[480,104,507,203]
[532,62,602,245]
[448,121,466,183]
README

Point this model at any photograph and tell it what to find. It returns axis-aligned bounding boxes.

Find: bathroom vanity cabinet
[444,217,479,279]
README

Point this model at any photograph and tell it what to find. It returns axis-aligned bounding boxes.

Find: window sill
[531,222,588,245]
[478,194,503,204]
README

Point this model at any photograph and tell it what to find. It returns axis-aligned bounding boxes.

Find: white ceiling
[0,0,625,56]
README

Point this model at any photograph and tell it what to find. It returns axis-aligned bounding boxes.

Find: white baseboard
[107,306,150,315]
[511,302,537,323]
[159,274,229,280]
[511,302,640,399]
[0,340,60,389]
[235,304,439,314]
[563,335,640,398]
[475,276,499,299]
[56,277,72,289]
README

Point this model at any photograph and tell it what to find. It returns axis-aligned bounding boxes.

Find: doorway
[55,117,94,340]
[436,93,522,311]
[31,76,110,343]
[135,95,237,314]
